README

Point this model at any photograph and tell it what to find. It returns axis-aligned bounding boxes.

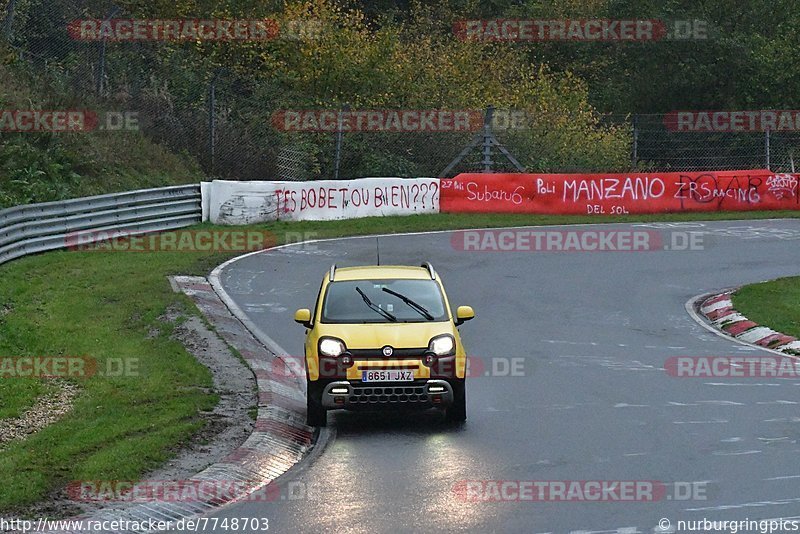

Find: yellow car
[294,263,475,426]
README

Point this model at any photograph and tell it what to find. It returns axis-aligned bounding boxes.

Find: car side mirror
[455,305,475,326]
[294,308,312,328]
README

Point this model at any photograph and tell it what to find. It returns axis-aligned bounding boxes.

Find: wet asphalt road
[212,220,800,533]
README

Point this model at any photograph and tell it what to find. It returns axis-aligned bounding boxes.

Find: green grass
[0,210,798,513]
[0,249,220,513]
[733,277,800,339]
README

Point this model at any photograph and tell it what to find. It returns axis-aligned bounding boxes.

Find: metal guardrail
[0,184,202,266]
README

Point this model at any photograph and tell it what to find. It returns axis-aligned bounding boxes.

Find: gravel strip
[0,379,80,447]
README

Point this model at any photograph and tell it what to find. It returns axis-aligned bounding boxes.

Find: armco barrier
[439,169,800,215]
[0,185,202,266]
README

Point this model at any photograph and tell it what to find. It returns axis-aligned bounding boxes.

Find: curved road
[212,220,800,533]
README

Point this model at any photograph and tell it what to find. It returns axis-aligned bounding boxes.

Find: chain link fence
[2,0,799,183]
[631,114,800,173]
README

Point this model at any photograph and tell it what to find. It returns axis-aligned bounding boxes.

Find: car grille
[349,348,428,360]
[349,384,429,404]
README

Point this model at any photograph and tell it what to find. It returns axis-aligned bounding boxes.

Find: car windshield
[321,279,448,323]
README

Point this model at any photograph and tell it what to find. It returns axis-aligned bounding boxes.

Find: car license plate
[361,370,414,382]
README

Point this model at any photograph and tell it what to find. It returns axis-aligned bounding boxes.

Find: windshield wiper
[356,287,397,322]
[382,287,435,320]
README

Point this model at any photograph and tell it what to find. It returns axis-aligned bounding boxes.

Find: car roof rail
[421,262,436,280]
[329,263,336,282]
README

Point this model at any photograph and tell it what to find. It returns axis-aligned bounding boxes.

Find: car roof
[330,265,433,281]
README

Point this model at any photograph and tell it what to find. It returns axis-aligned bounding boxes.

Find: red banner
[440,170,800,215]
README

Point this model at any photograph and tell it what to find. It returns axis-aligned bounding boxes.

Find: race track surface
[212,220,800,533]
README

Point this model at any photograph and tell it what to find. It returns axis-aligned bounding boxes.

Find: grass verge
[0,210,797,513]
[732,277,800,340]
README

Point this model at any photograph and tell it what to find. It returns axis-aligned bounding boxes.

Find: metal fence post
[482,106,495,172]
[333,104,348,180]
[2,0,17,40]
[96,6,121,96]
[765,128,770,170]
[208,70,221,175]
[631,114,639,169]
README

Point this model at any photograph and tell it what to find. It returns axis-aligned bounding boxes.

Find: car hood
[315,321,454,349]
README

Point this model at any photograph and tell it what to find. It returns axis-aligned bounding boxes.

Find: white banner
[205,178,440,224]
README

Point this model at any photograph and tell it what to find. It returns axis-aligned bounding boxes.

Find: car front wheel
[306,383,327,427]
[445,380,467,422]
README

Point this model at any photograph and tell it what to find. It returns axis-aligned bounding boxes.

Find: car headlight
[319,337,346,357]
[429,334,455,356]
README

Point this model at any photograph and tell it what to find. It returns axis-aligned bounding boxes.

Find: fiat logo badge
[382,346,393,357]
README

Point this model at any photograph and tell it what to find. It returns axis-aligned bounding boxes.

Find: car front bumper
[320,379,454,409]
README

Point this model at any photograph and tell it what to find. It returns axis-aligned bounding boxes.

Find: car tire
[306,383,327,427]
[445,380,467,422]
